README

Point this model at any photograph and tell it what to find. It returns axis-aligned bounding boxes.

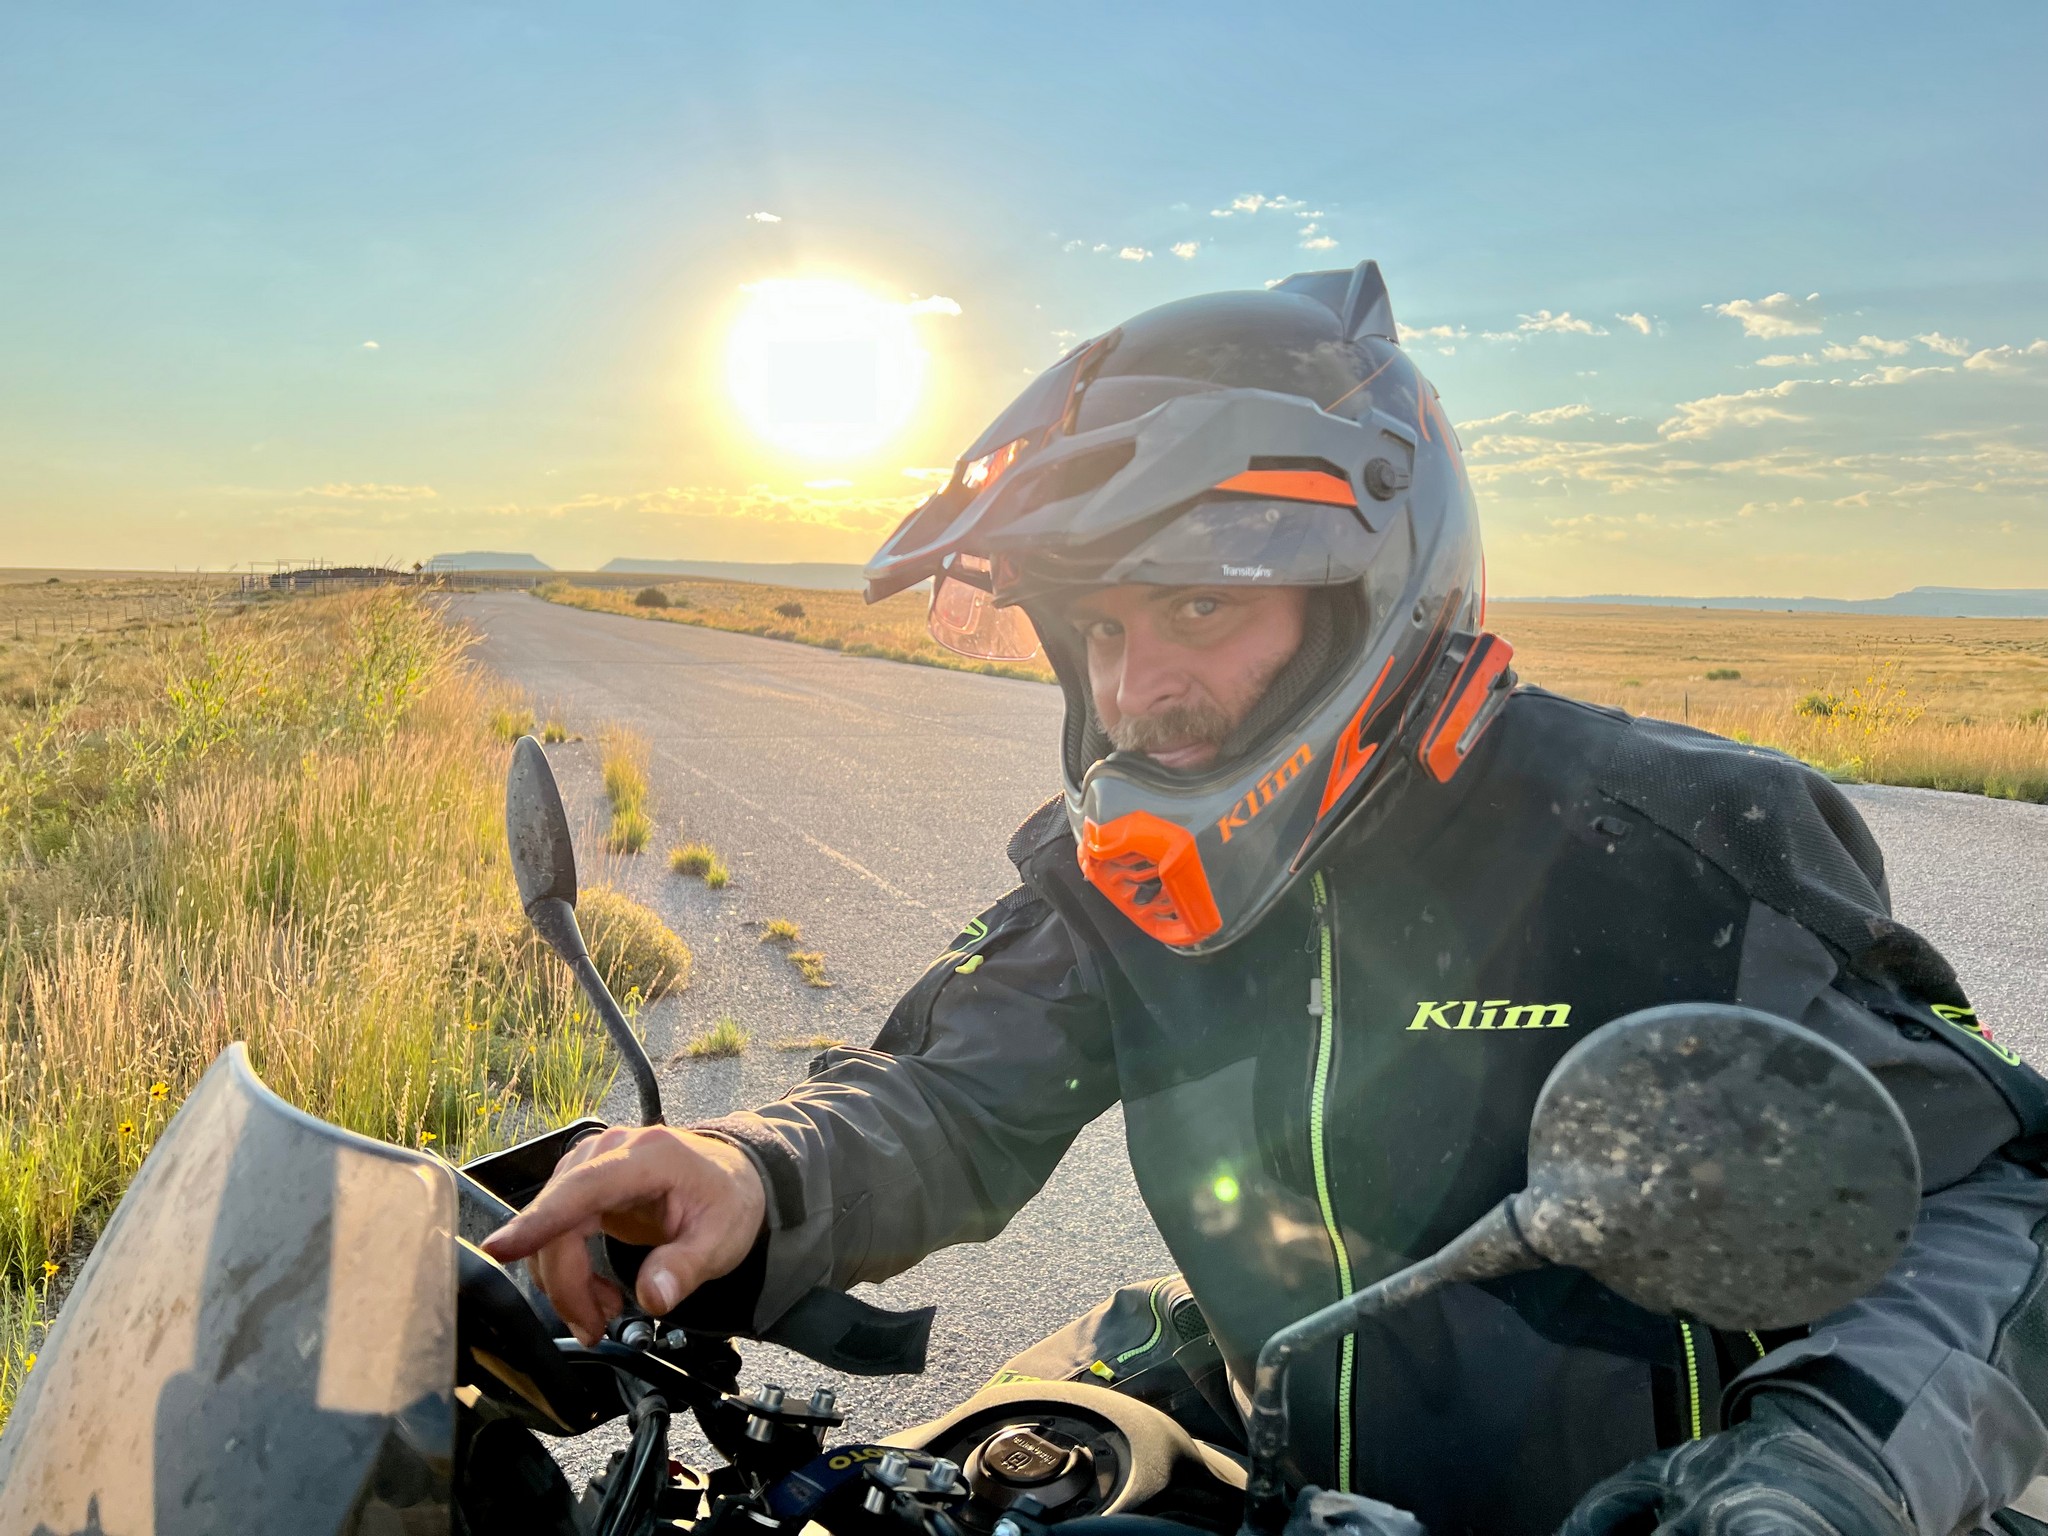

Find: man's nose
[1115,626,1190,719]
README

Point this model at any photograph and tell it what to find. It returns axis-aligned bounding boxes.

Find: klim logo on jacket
[1408,1000,1572,1031]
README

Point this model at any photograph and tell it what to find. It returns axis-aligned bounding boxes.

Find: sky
[1,2,2044,597]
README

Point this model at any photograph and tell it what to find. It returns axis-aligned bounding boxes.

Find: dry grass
[489,704,537,742]
[599,724,652,852]
[684,1017,749,1059]
[787,950,831,988]
[761,917,801,944]
[775,1034,846,1053]
[1491,603,2048,801]
[536,579,1054,683]
[0,585,688,1428]
[669,840,730,888]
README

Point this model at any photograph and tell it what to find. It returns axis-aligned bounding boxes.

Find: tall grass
[0,589,687,1430]
[600,724,653,853]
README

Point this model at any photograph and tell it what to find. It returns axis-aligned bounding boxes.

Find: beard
[1105,641,1296,761]
[1106,699,1236,757]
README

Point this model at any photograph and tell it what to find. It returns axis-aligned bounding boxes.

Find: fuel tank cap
[967,1425,1095,1512]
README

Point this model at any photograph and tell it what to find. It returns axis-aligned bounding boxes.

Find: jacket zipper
[1307,871,1357,1490]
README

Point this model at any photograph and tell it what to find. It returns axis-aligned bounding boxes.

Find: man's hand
[1560,1396,1912,1536]
[479,1125,768,1345]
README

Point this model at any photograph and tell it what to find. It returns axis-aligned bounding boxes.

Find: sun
[725,279,925,459]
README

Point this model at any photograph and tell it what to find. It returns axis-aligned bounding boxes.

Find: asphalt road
[452,592,2048,1478]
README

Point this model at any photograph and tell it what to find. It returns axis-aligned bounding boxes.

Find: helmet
[866,260,1514,954]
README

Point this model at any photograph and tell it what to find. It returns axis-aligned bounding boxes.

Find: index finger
[480,1144,672,1263]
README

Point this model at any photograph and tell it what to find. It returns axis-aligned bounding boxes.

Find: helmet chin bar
[1077,810,1225,948]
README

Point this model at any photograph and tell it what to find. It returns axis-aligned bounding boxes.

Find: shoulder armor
[1596,716,1953,996]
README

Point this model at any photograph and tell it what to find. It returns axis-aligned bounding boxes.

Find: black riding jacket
[699,689,2048,1536]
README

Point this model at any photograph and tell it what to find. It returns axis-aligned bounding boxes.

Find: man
[487,262,2048,1536]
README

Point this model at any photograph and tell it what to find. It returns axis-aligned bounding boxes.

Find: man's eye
[1183,597,1221,620]
[1080,619,1122,641]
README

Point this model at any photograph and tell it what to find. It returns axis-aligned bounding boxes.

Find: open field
[1489,602,2048,801]
[537,577,1055,682]
[0,580,685,1428]
[539,577,2048,802]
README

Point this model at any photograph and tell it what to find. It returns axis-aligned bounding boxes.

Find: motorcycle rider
[487,262,2048,1536]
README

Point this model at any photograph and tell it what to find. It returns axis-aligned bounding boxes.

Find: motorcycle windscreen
[0,1044,456,1536]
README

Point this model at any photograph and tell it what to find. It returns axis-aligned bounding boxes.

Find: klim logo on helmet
[1221,564,1275,579]
[1216,742,1313,842]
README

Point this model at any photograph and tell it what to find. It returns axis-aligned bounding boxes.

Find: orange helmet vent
[1419,635,1514,783]
[1078,811,1224,948]
[1212,469,1358,507]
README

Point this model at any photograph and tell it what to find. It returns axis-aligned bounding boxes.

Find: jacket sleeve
[1727,894,2048,1536]
[692,885,1121,1331]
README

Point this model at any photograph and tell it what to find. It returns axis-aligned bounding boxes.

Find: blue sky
[2,2,2044,595]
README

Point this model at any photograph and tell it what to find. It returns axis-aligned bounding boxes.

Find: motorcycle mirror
[503,734,664,1126]
[507,734,578,911]
[1240,1005,1921,1533]
[1513,1002,1920,1331]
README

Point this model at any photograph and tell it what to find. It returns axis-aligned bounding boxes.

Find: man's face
[1059,584,1309,772]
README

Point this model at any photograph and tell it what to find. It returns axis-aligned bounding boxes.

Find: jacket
[697,689,2048,1536]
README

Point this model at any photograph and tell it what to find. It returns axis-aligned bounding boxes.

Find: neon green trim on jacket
[1308,872,1356,1490]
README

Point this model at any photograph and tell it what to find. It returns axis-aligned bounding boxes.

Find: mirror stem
[528,896,666,1126]
[1239,1197,1540,1534]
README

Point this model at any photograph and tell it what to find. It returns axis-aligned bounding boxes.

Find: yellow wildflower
[117,1121,135,1138]
[41,1261,57,1280]
[149,1081,169,1100]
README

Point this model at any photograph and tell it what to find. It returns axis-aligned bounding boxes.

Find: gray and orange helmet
[866,260,1513,954]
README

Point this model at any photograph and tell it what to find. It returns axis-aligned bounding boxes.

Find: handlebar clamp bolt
[758,1384,786,1411]
[992,1519,1023,1536]
[928,1459,960,1492]
[864,1485,892,1515]
[809,1386,837,1415]
[876,1451,909,1486]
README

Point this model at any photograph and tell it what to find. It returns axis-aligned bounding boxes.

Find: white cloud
[1519,310,1606,336]
[1756,353,1815,367]
[1713,292,1824,339]
[1963,339,2048,372]
[1117,246,1152,262]
[1821,335,1912,362]
[1846,364,1954,387]
[1658,380,1810,441]
[361,340,379,350]
[300,482,438,502]
[1208,192,1304,218]
[1915,331,1971,357]
[1615,313,1653,335]
[1300,234,1337,251]
[746,211,782,223]
[1457,404,1595,430]
[1170,240,1201,260]
[906,294,963,316]
[1401,323,1469,343]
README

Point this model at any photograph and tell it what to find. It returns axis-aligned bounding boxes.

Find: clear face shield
[926,554,1043,662]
